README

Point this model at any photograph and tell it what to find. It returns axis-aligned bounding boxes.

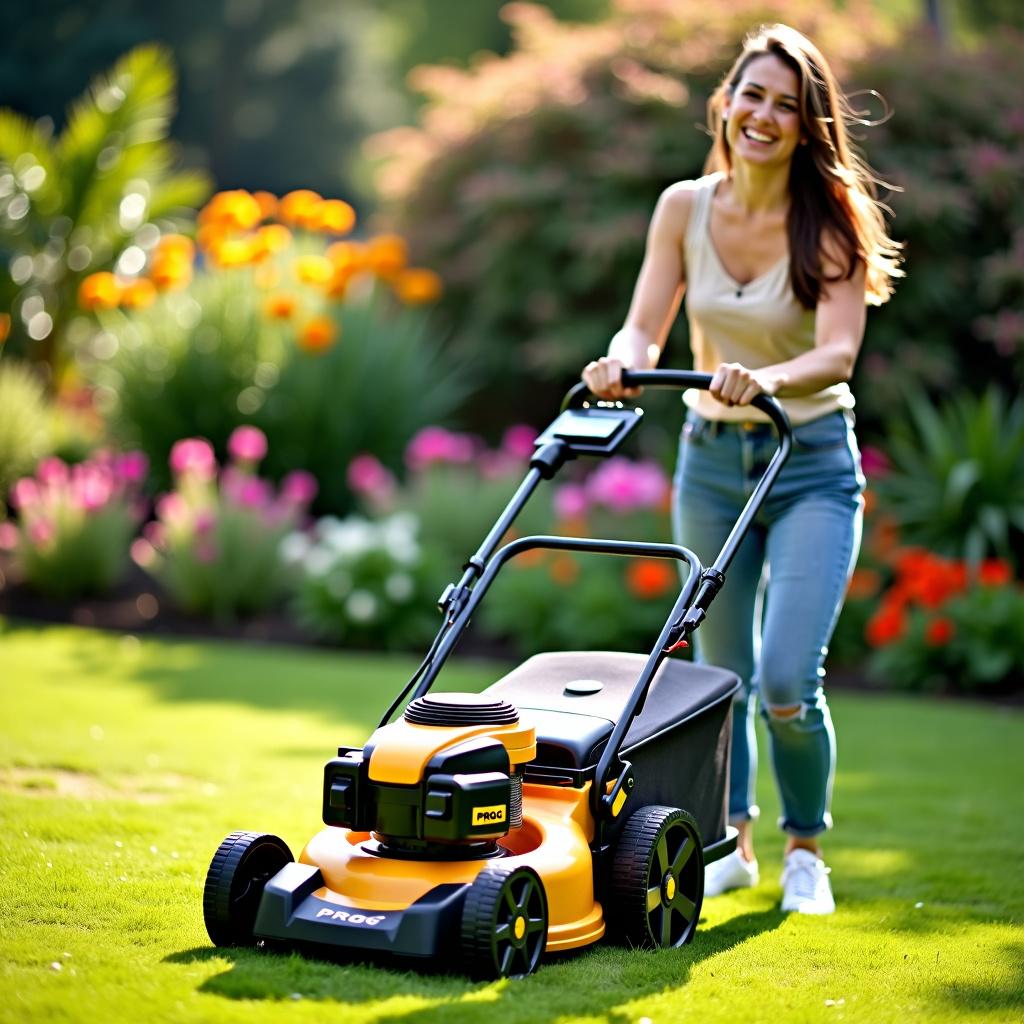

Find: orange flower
[78,271,122,310]
[866,600,906,647]
[298,316,338,353]
[846,567,881,600]
[625,558,676,600]
[253,191,278,220]
[155,234,196,262]
[925,617,955,647]
[278,189,323,230]
[366,234,408,277]
[295,254,334,286]
[256,223,292,256]
[326,267,353,300]
[120,278,157,309]
[313,198,356,235]
[978,559,1013,587]
[210,237,259,269]
[549,554,580,586]
[393,267,443,305]
[326,240,366,272]
[149,253,193,291]
[199,189,263,232]
[0,312,10,344]
[196,224,227,253]
[264,292,297,319]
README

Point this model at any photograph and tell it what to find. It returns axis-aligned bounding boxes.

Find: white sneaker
[704,849,759,897]
[780,849,835,915]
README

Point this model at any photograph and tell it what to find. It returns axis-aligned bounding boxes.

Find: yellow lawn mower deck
[202,371,792,979]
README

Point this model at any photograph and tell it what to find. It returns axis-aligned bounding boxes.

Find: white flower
[385,573,414,602]
[346,590,378,623]
[279,532,311,566]
[303,546,336,578]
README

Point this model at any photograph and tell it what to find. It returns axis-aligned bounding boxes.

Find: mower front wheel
[460,864,548,979]
[608,805,704,949]
[203,831,293,947]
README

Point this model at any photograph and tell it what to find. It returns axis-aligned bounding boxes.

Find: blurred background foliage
[0,0,1022,690]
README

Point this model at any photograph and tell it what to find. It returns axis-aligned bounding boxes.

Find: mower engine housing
[322,694,535,853]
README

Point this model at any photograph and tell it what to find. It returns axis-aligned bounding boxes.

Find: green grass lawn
[0,621,1021,1024]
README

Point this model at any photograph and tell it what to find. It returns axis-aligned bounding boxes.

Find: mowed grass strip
[0,621,1021,1024]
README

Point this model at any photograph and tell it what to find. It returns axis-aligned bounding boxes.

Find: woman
[582,24,902,914]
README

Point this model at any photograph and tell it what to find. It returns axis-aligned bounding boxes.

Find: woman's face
[723,54,803,168]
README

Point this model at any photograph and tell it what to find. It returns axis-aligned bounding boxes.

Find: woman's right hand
[581,356,642,400]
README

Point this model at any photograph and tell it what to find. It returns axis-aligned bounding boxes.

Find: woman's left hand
[710,362,778,407]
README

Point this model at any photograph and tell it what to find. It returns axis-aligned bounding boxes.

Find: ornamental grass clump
[2,451,147,598]
[132,427,317,621]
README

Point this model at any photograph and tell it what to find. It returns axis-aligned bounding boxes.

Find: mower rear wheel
[460,865,548,979]
[203,831,293,947]
[608,805,704,949]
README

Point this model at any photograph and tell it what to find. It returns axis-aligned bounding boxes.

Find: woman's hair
[704,24,903,308]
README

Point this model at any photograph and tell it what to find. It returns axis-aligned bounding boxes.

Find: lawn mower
[203,370,792,978]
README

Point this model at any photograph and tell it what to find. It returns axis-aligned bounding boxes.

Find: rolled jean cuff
[729,804,760,825]
[778,811,833,838]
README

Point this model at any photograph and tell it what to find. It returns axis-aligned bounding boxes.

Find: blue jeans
[672,410,864,837]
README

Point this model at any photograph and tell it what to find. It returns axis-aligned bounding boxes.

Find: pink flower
[28,519,54,548]
[228,425,268,464]
[72,465,114,512]
[36,457,69,487]
[169,438,217,480]
[502,424,537,460]
[193,509,217,535]
[586,458,669,512]
[142,520,167,548]
[0,521,19,550]
[10,478,40,511]
[155,493,188,524]
[405,427,477,472]
[131,538,158,569]
[281,470,318,506]
[860,445,890,478]
[235,476,272,509]
[554,483,589,520]
[347,454,396,498]
[115,451,149,485]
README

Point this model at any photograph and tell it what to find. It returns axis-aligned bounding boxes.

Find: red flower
[978,559,1013,587]
[626,559,676,600]
[866,601,906,647]
[925,617,955,647]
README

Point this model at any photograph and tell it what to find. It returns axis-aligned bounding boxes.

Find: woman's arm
[583,185,692,399]
[711,248,868,407]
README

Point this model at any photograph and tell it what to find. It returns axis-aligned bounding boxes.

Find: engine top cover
[404,692,519,728]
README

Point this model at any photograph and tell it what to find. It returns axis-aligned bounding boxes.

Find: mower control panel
[534,404,642,457]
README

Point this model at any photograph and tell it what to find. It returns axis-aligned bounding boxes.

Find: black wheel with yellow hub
[460,864,548,979]
[608,806,704,948]
[203,831,293,947]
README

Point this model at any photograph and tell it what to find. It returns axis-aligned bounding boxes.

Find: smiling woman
[581,24,904,918]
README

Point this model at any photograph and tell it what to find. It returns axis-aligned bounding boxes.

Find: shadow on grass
[934,941,1024,1014]
[166,907,784,1021]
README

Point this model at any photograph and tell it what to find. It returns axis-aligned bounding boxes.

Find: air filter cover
[404,692,519,727]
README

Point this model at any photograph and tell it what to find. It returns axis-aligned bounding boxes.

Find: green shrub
[0,45,209,375]
[87,194,464,514]
[0,359,50,502]
[371,2,1021,436]
[874,387,1024,568]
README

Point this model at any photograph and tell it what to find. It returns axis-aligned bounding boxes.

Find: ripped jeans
[672,410,864,837]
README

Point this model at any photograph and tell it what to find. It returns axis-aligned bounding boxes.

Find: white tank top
[682,172,855,425]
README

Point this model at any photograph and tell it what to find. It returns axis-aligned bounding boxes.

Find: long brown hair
[704,24,903,308]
